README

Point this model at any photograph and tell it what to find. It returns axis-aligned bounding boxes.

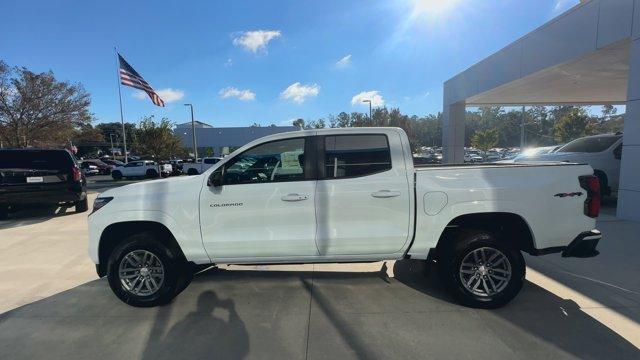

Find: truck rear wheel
[187,168,199,176]
[106,233,191,307]
[439,229,525,309]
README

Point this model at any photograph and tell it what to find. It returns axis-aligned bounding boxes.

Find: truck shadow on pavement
[0,261,638,359]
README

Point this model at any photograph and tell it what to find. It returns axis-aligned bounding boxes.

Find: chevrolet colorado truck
[88,128,601,308]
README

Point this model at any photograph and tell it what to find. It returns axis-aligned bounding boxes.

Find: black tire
[146,169,159,178]
[112,171,123,180]
[187,168,199,176]
[107,233,189,307]
[75,197,89,213]
[439,229,525,309]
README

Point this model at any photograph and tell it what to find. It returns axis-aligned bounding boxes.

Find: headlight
[91,197,113,214]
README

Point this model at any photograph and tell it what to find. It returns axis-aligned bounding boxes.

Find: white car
[110,160,172,180]
[464,153,483,163]
[183,157,222,175]
[89,127,601,308]
[514,134,623,196]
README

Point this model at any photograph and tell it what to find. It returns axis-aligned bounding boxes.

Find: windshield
[557,135,621,153]
[0,150,74,170]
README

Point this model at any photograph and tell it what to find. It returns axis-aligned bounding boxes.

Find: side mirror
[208,169,223,187]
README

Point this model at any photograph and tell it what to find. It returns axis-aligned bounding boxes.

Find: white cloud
[424,91,431,97]
[553,0,579,15]
[233,30,281,53]
[278,118,297,126]
[133,88,184,103]
[225,58,233,67]
[280,82,320,104]
[218,87,256,101]
[335,54,351,68]
[351,90,384,107]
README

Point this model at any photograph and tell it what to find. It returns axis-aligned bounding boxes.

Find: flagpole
[114,46,129,164]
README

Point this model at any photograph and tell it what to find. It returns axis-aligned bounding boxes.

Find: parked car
[183,157,222,175]
[0,149,88,219]
[79,161,100,176]
[83,159,112,174]
[168,159,184,176]
[101,159,125,169]
[89,127,601,308]
[514,133,622,196]
[110,160,172,180]
[464,153,483,163]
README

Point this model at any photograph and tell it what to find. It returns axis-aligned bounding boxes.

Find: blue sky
[1,0,581,127]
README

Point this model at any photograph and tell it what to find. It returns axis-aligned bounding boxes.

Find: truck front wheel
[439,229,525,309]
[106,233,191,307]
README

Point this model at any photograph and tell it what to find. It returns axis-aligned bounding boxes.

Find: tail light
[71,166,82,182]
[579,175,600,218]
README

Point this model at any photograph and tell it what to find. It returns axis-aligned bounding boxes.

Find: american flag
[118,53,165,107]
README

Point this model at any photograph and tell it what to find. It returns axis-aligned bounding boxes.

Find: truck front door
[199,137,318,259]
[315,133,412,256]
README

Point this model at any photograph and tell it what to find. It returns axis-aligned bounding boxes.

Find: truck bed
[407,161,595,258]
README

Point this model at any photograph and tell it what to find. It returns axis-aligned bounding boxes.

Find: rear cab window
[322,134,392,179]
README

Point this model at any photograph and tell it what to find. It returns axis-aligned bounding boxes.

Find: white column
[617,37,640,221]
[442,101,466,163]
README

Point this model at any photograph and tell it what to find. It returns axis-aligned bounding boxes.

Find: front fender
[88,209,210,265]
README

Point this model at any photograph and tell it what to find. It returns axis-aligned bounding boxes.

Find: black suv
[0,149,88,219]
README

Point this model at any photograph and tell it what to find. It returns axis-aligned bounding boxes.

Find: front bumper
[562,230,601,258]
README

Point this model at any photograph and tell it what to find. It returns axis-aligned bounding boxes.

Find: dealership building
[174,122,297,156]
[442,0,640,221]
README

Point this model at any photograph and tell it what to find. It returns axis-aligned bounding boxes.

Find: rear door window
[0,150,73,170]
[323,134,392,179]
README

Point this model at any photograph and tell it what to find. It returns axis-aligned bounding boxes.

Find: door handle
[281,193,309,202]
[371,190,401,198]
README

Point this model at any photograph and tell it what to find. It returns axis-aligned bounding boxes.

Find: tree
[601,104,617,123]
[553,108,594,143]
[0,60,92,147]
[471,128,498,156]
[133,116,182,159]
[95,122,136,148]
[292,118,305,129]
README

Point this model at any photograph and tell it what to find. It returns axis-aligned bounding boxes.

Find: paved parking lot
[0,182,638,359]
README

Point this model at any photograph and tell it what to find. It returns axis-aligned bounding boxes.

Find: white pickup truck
[89,128,601,308]
[110,160,172,180]
[183,157,222,175]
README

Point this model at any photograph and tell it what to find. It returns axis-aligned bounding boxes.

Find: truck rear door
[315,131,412,255]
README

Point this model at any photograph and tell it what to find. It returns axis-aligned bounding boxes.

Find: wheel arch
[97,221,187,277]
[434,212,536,259]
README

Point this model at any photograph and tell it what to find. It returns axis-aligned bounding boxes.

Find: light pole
[362,99,372,122]
[109,133,116,159]
[184,104,198,160]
